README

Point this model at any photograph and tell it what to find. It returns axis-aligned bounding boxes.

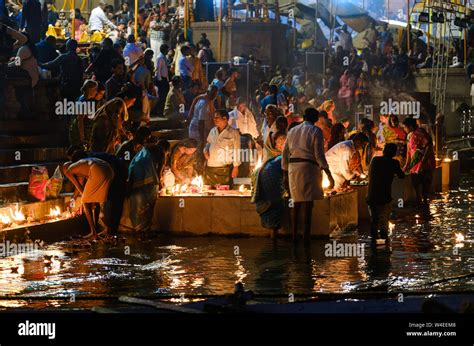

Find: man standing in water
[282,108,334,242]
[366,143,405,243]
[62,157,114,239]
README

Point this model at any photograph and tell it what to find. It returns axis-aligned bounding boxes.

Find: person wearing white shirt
[282,108,334,242]
[228,98,259,139]
[204,110,241,186]
[155,43,170,116]
[324,134,369,189]
[89,1,117,33]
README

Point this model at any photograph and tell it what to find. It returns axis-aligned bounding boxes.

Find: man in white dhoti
[282,108,334,242]
[325,133,369,189]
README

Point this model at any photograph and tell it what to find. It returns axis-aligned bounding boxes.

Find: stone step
[0,193,78,222]
[0,120,69,135]
[0,162,61,185]
[0,182,29,203]
[152,129,187,141]
[149,117,185,131]
[0,147,68,165]
[0,180,74,204]
[0,193,86,242]
[0,133,67,149]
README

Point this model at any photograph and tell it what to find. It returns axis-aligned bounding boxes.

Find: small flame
[0,212,11,225]
[455,233,465,243]
[191,176,204,191]
[322,175,330,189]
[360,173,367,179]
[239,185,245,193]
[389,221,395,232]
[9,204,25,222]
[49,206,61,217]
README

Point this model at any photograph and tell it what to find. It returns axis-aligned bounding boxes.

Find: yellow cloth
[46,25,65,39]
[90,31,106,43]
[79,31,90,43]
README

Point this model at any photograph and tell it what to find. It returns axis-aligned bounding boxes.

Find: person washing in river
[366,143,405,243]
[324,133,369,190]
[61,157,114,239]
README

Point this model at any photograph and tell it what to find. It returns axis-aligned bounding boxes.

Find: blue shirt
[260,94,277,113]
[212,79,224,97]
[279,84,297,97]
[178,56,193,78]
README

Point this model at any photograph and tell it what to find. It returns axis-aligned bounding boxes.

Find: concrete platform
[0,193,79,222]
[433,166,442,192]
[351,184,370,220]
[0,215,87,243]
[0,193,85,242]
[153,190,358,238]
[441,159,461,190]
[191,21,288,67]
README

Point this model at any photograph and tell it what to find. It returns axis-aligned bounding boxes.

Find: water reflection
[0,175,472,309]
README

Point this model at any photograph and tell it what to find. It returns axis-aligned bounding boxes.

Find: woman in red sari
[402,117,436,206]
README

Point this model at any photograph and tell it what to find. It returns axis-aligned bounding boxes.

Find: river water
[0,175,472,310]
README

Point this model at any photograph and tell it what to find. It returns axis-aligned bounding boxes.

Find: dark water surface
[0,175,472,310]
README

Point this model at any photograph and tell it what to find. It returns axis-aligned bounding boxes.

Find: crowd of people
[0,0,439,243]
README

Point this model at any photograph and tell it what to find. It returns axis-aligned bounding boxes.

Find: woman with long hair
[69,79,98,149]
[89,82,137,153]
[73,8,85,41]
[8,32,39,118]
[318,99,336,124]
[337,69,353,112]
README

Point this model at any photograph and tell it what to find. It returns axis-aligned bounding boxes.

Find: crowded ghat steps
[0,98,186,239]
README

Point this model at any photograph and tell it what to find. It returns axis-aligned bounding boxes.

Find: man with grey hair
[89,0,117,33]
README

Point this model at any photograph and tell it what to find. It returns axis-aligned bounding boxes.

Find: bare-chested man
[62,157,114,239]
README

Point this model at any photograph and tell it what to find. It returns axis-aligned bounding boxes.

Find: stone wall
[153,191,358,238]
[191,21,289,67]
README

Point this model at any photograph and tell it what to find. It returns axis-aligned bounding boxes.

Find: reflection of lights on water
[234,256,248,283]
